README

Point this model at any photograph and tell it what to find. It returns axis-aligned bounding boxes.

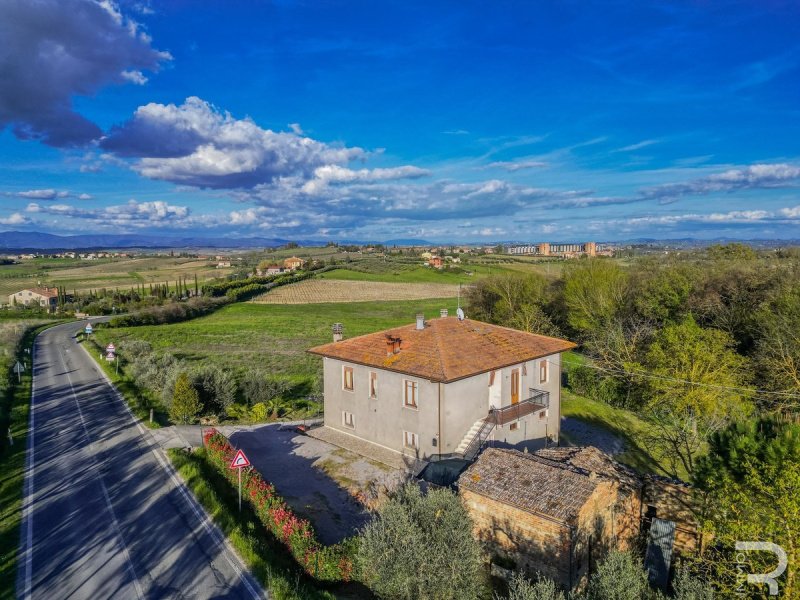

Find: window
[404,380,418,408]
[342,411,355,428]
[510,422,519,431]
[369,371,378,398]
[343,366,354,391]
[403,430,418,449]
[539,359,548,384]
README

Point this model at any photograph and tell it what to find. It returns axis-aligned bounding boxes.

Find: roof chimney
[416,314,425,330]
[332,323,343,342]
[440,308,448,318]
[385,334,402,355]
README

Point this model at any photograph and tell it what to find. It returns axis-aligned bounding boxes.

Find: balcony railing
[487,388,550,426]
[458,389,550,461]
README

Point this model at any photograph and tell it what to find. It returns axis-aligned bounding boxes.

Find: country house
[307,313,576,466]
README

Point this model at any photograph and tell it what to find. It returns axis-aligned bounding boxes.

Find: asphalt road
[16,321,265,599]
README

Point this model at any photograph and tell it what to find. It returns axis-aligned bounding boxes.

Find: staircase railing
[461,419,495,461]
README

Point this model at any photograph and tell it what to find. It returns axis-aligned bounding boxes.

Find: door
[511,369,520,405]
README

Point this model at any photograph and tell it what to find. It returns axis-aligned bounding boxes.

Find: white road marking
[20,340,36,600]
[78,342,265,599]
[57,348,145,600]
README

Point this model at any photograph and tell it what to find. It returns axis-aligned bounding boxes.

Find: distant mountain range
[0,230,796,251]
[0,231,297,250]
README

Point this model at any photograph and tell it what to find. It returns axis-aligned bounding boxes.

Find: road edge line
[78,342,266,600]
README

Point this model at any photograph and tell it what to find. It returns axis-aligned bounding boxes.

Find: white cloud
[641,163,800,201]
[17,189,69,200]
[486,159,547,172]
[121,70,148,85]
[25,199,190,228]
[301,164,430,194]
[102,97,367,189]
[0,213,28,226]
[615,139,658,152]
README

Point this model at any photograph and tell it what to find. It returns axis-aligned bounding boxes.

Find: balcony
[487,388,549,426]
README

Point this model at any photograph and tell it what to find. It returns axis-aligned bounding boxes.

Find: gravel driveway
[226,424,399,544]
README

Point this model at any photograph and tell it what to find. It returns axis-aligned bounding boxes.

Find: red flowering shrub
[201,429,354,582]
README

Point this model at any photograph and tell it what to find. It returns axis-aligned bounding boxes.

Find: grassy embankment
[168,448,370,600]
[0,321,62,599]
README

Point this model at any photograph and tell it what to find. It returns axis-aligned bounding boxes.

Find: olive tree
[357,483,485,600]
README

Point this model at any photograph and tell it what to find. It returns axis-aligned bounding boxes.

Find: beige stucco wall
[322,352,564,458]
[8,290,54,309]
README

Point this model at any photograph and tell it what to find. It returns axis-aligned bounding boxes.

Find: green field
[94,298,458,388]
[0,256,236,300]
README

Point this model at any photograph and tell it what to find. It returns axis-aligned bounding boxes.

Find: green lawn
[94,298,458,390]
[561,390,686,479]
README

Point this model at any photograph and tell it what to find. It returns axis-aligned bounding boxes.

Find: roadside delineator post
[229,449,251,512]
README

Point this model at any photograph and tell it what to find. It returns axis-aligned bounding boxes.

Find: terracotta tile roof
[458,446,643,523]
[307,317,576,383]
[458,448,598,524]
[535,446,642,491]
[26,287,59,298]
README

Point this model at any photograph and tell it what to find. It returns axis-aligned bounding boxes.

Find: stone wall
[461,488,574,588]
[642,477,700,553]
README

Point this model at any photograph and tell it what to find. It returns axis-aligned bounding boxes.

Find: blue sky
[1,0,800,242]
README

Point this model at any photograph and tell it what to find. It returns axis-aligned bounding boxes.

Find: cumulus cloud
[101,97,366,188]
[0,0,170,147]
[16,189,70,200]
[26,199,189,227]
[0,212,29,226]
[301,165,430,194]
[641,163,800,202]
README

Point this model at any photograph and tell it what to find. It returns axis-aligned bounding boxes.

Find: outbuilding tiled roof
[535,446,641,491]
[308,316,575,383]
[458,447,599,524]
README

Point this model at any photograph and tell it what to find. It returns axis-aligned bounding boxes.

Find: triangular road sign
[13,361,24,374]
[229,449,250,469]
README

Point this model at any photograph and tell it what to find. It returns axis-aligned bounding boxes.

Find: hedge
[203,430,355,582]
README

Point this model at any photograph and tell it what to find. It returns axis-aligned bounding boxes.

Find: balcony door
[511,368,520,405]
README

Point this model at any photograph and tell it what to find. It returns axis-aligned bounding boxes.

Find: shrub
[203,430,353,582]
[191,365,237,414]
[499,572,565,600]
[250,402,269,421]
[170,372,201,424]
[584,551,651,600]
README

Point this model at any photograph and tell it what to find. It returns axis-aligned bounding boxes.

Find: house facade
[284,256,306,270]
[8,287,58,311]
[308,314,575,463]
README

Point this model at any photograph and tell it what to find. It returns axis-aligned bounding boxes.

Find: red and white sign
[229,449,250,469]
[106,343,116,352]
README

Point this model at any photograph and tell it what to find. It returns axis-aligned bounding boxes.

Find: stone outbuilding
[459,446,644,591]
